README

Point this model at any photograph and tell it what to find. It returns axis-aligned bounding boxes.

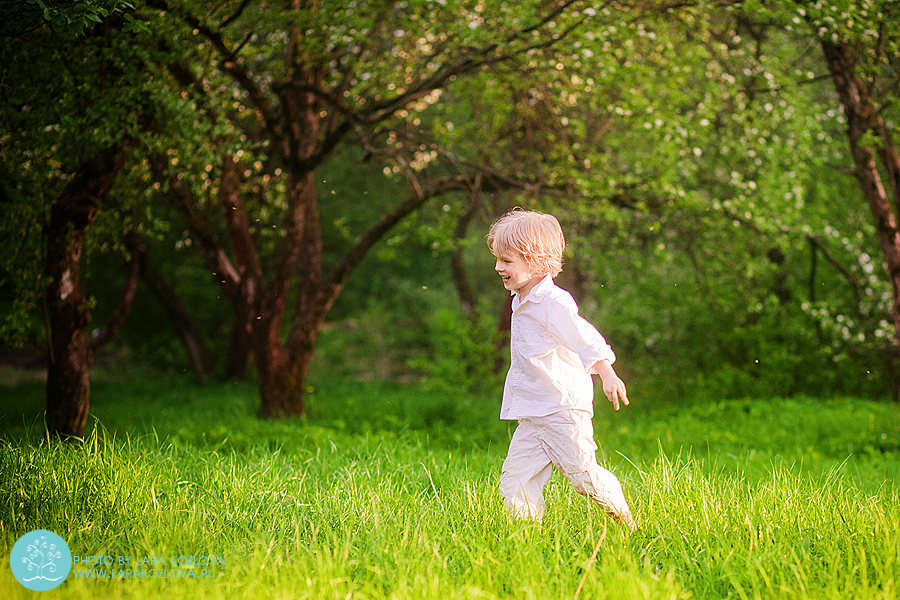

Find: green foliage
[519,0,899,401]
[0,1,147,37]
[309,307,426,383]
[0,10,162,348]
[0,202,46,348]
[408,303,505,396]
[571,227,892,403]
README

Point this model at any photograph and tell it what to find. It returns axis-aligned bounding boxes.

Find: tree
[811,2,900,395]
[0,14,151,436]
[137,0,605,417]
[44,144,138,437]
[499,0,899,399]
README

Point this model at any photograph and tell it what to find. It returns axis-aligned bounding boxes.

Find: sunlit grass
[1,378,898,599]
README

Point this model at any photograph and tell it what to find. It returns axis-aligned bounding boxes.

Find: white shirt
[500,275,616,420]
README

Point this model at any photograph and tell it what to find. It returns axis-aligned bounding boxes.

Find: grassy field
[1,375,899,599]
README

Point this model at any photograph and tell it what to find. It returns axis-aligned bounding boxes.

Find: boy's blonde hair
[488,209,565,277]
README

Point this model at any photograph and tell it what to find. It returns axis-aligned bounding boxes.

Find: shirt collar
[513,274,554,308]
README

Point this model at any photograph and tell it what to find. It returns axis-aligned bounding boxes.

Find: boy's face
[494,253,542,297]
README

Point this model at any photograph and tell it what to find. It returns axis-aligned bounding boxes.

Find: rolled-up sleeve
[546,298,616,372]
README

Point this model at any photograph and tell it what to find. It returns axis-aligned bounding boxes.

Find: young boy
[488,209,636,530]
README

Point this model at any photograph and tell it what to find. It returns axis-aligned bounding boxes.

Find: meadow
[1,374,899,599]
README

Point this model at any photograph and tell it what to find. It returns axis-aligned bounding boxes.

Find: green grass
[1,376,899,599]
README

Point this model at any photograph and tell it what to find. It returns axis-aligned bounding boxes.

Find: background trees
[134,0,620,417]
[2,0,897,436]
[440,0,899,400]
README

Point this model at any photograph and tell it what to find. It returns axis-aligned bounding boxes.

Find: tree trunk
[251,146,319,416]
[494,294,513,374]
[822,40,900,398]
[255,316,305,417]
[45,144,127,438]
[224,305,252,380]
[556,254,588,305]
[218,154,261,381]
[451,182,482,319]
[137,248,217,378]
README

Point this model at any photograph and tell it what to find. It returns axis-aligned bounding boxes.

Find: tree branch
[805,234,861,302]
[219,0,252,29]
[88,219,141,351]
[149,155,242,299]
[145,0,286,150]
[136,245,217,377]
[451,174,483,318]
[359,0,587,122]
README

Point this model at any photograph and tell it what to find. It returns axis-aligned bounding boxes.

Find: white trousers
[499,410,632,522]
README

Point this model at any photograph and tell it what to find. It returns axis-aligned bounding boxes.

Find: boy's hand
[594,359,629,411]
[601,375,628,411]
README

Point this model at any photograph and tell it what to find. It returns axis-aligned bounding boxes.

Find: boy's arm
[594,359,628,411]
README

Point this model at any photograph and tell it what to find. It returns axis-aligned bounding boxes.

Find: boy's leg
[499,419,553,521]
[541,410,637,531]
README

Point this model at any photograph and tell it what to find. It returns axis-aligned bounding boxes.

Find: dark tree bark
[767,247,792,306]
[224,304,252,380]
[494,294,514,374]
[821,40,900,398]
[45,143,130,438]
[137,248,217,378]
[451,177,483,319]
